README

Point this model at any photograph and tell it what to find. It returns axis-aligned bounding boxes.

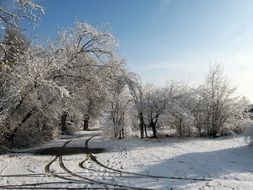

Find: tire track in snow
[59,154,149,190]
[58,135,151,190]
[44,138,86,183]
[27,132,212,189]
[44,134,149,189]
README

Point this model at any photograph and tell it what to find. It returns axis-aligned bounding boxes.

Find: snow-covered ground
[0,129,253,190]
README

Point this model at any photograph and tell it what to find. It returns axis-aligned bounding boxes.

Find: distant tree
[163,82,194,137]
[140,85,167,138]
[199,65,241,137]
[123,73,147,138]
[187,92,206,136]
[106,73,132,138]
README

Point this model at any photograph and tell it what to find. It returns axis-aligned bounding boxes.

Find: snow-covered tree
[1,26,29,66]
[104,72,132,138]
[0,0,44,63]
[162,82,195,137]
[197,65,245,137]
[139,85,167,138]
[0,21,124,147]
[124,73,147,138]
[0,0,44,29]
[185,92,205,136]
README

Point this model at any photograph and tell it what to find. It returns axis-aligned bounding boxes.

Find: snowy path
[0,131,253,189]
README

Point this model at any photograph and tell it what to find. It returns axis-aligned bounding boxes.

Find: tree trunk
[122,128,124,138]
[150,121,157,138]
[120,114,125,139]
[60,111,68,134]
[118,128,124,139]
[209,128,218,137]
[83,114,89,130]
[139,112,145,138]
[144,124,148,137]
[178,118,182,137]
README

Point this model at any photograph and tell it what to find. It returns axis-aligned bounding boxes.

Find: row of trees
[106,65,249,139]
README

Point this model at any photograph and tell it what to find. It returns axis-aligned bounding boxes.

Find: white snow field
[0,129,253,190]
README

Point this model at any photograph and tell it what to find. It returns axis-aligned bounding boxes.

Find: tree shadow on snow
[87,136,236,153]
[31,146,105,156]
[0,146,105,156]
[140,145,253,188]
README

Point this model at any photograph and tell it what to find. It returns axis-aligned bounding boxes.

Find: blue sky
[34,0,253,101]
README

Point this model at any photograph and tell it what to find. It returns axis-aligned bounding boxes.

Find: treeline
[105,65,250,139]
